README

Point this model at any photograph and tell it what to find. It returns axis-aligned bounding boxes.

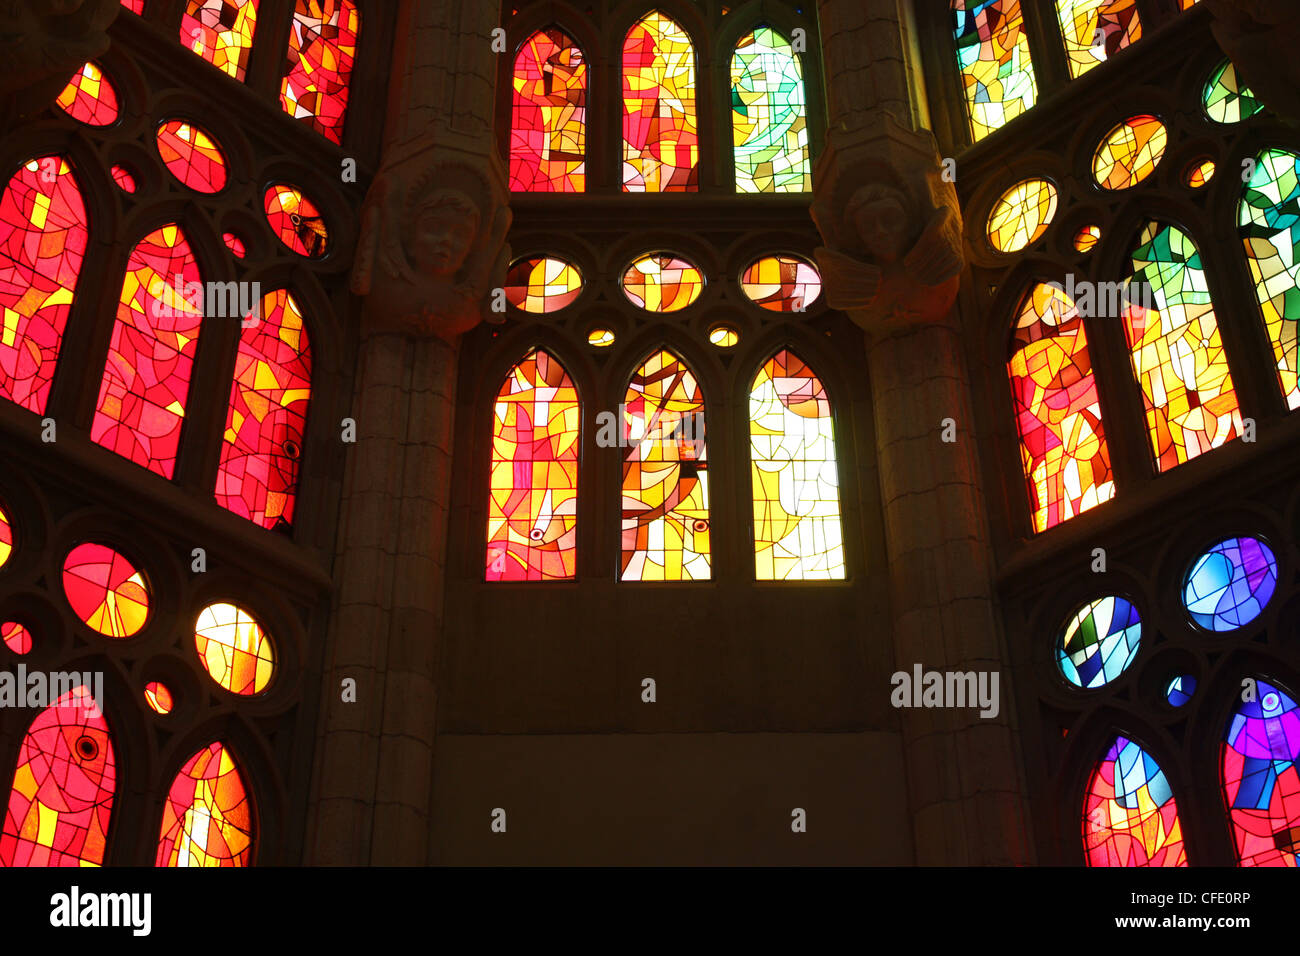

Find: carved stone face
[849,188,910,265]
[407,189,478,277]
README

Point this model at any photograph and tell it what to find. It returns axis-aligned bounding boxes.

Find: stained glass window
[951,0,1038,142]
[122,0,144,12]
[1165,675,1195,707]
[181,0,258,81]
[1125,221,1241,471]
[739,255,821,311]
[1222,679,1300,866]
[1238,148,1300,411]
[987,179,1057,253]
[1056,1,1140,80]
[730,26,809,193]
[1093,115,1167,190]
[1203,59,1264,125]
[487,350,580,581]
[621,350,710,581]
[223,232,247,258]
[62,543,151,638]
[144,681,173,714]
[1056,596,1141,688]
[1008,282,1114,532]
[194,603,276,695]
[280,0,360,144]
[91,225,203,477]
[588,328,615,348]
[1074,224,1101,253]
[1185,158,1215,188]
[511,28,586,192]
[2,621,32,654]
[1,686,116,867]
[708,325,739,348]
[1083,736,1187,866]
[1183,536,1278,632]
[215,288,312,530]
[504,256,583,313]
[155,120,228,193]
[0,502,9,569]
[623,12,698,192]
[264,184,329,258]
[621,253,703,312]
[750,350,845,581]
[111,165,136,193]
[55,62,120,126]
[157,742,253,866]
[0,157,88,414]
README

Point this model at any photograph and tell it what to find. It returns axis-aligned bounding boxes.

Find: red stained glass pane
[1083,736,1187,866]
[264,184,328,258]
[1,686,116,867]
[121,0,144,12]
[143,681,173,714]
[62,543,151,638]
[55,62,120,126]
[156,120,227,193]
[110,165,136,193]
[91,224,203,478]
[280,0,360,144]
[511,28,587,192]
[157,742,253,866]
[2,621,32,654]
[0,157,87,414]
[215,288,312,530]
[1222,679,1300,866]
[181,0,258,81]
[622,12,698,192]
[222,232,245,258]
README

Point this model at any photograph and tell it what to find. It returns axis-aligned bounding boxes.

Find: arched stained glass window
[487,350,580,581]
[215,289,312,530]
[1239,148,1300,411]
[181,0,258,81]
[1222,679,1300,867]
[621,350,709,581]
[55,62,120,126]
[1083,736,1187,866]
[1,686,116,867]
[511,28,587,193]
[91,224,204,479]
[1008,281,1114,532]
[280,0,361,144]
[157,741,254,866]
[622,12,698,192]
[730,26,809,193]
[1055,1,1141,80]
[951,0,1038,142]
[1124,221,1241,472]
[750,350,844,580]
[0,157,88,414]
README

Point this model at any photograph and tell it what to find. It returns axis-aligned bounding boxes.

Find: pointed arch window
[621,350,709,580]
[951,0,1038,142]
[1222,678,1300,867]
[511,27,587,192]
[1083,735,1187,866]
[181,0,259,82]
[0,157,88,414]
[730,26,810,193]
[215,288,312,530]
[487,349,580,581]
[157,741,254,866]
[750,350,844,579]
[280,0,361,144]
[622,12,698,192]
[1008,281,1114,532]
[1055,1,1141,80]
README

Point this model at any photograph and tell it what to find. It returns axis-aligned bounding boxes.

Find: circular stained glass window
[1183,536,1278,632]
[156,120,228,193]
[986,179,1057,252]
[621,253,703,312]
[1165,675,1196,707]
[110,164,136,193]
[708,325,739,347]
[62,543,151,638]
[505,256,583,313]
[1092,116,1167,191]
[194,602,276,696]
[144,681,174,714]
[1057,595,1142,688]
[739,255,821,311]
[587,328,615,347]
[264,184,329,258]
[1073,224,1101,253]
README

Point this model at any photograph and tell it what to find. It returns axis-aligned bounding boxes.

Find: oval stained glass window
[264,184,328,258]
[0,502,11,569]
[587,328,615,347]
[1074,224,1101,252]
[739,255,821,311]
[194,602,276,695]
[708,325,739,347]
[1083,736,1187,867]
[1092,115,1167,190]
[986,179,1057,252]
[2,621,31,654]
[1203,59,1263,125]
[621,253,703,312]
[62,543,150,638]
[157,741,254,866]
[110,165,136,193]
[56,62,119,126]
[156,120,228,193]
[1057,596,1141,688]
[1185,159,1215,188]
[223,232,246,258]
[1183,536,1278,631]
[144,681,173,714]
[1165,675,1196,707]
[504,256,583,313]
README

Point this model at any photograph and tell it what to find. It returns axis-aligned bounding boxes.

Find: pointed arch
[91,223,205,479]
[0,156,88,414]
[950,0,1038,142]
[1221,677,1300,866]
[487,349,580,581]
[215,288,312,531]
[622,11,699,192]
[1238,147,1300,411]
[749,349,844,580]
[1007,281,1114,532]
[156,740,254,866]
[1082,734,1187,866]
[621,349,709,580]
[181,0,259,81]
[510,26,587,192]
[280,0,361,144]
[1055,1,1141,80]
[730,25,809,193]
[1124,221,1242,472]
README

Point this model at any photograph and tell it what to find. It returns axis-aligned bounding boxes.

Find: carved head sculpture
[405,187,481,279]
[845,183,912,265]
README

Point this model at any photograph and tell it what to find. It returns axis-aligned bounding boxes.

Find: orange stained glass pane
[511,27,587,192]
[1093,115,1167,190]
[155,120,228,193]
[181,0,258,81]
[1186,159,1215,188]
[1074,224,1101,252]
[280,0,361,144]
[622,12,698,192]
[1056,0,1141,80]
[987,179,1058,252]
[157,742,253,866]
[144,681,173,714]
[55,62,120,126]
[194,603,276,695]
[504,256,583,313]
[61,543,150,638]
[621,253,703,312]
[739,254,821,312]
[264,184,329,258]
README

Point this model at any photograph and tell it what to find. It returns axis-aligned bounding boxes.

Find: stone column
[811,1,1033,864]
[304,1,510,865]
